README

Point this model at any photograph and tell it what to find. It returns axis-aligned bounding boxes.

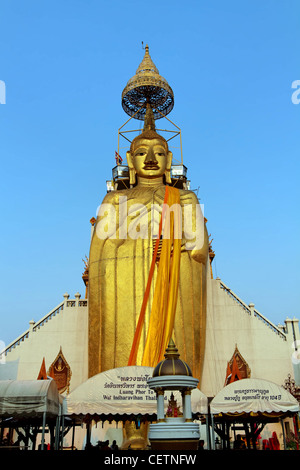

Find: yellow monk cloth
[128,185,182,368]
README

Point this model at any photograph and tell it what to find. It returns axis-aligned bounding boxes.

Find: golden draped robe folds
[88,183,209,385]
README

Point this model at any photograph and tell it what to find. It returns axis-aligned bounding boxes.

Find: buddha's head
[126,105,172,185]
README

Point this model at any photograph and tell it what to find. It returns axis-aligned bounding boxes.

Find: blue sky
[0,0,299,346]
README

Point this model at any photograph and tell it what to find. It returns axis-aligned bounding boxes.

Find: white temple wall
[202,277,297,397]
[1,294,88,392]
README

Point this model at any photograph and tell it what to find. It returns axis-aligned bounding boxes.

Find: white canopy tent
[0,379,61,450]
[64,366,208,418]
[209,378,299,450]
[0,380,60,418]
[210,378,299,415]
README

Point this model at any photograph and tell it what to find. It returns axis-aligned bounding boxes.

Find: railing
[252,307,286,340]
[219,280,286,341]
[1,331,30,356]
[219,281,251,315]
[32,301,64,332]
[1,294,88,357]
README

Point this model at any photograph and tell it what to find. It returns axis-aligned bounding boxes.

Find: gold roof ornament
[122,44,174,121]
[152,339,193,377]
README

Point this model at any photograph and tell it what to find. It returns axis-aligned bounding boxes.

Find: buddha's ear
[165,151,172,184]
[126,151,136,186]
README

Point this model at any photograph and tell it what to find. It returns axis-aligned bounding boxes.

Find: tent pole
[86,420,91,450]
[32,426,38,450]
[226,421,231,449]
[41,411,46,450]
[221,422,225,449]
[205,414,210,450]
[60,414,65,450]
[280,419,287,450]
[49,424,55,450]
[55,408,61,450]
[71,420,75,450]
[210,413,216,450]
[250,422,257,450]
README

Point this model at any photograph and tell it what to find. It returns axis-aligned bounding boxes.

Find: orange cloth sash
[128,185,181,367]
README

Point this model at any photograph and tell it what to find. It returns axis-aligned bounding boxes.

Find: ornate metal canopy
[121,45,174,120]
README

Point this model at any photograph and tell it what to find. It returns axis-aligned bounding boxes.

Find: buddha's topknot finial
[143,102,156,132]
[122,45,174,121]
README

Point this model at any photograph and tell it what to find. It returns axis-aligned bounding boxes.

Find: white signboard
[65,366,208,416]
[210,378,299,415]
[100,367,157,405]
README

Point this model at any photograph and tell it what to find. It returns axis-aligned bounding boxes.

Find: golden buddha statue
[88,47,209,387]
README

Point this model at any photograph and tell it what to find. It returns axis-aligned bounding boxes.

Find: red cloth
[269,432,280,450]
[263,439,270,450]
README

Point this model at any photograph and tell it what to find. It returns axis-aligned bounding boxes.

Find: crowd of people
[86,439,119,451]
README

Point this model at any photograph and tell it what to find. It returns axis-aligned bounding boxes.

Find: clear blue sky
[0,0,299,346]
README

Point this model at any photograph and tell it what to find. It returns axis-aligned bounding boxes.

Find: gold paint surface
[88,137,208,386]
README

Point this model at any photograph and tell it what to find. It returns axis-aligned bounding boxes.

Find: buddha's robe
[88,183,209,385]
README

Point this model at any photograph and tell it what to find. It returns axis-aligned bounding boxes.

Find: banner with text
[65,366,208,416]
[210,378,299,415]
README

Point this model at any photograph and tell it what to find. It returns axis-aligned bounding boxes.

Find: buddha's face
[127,138,172,181]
